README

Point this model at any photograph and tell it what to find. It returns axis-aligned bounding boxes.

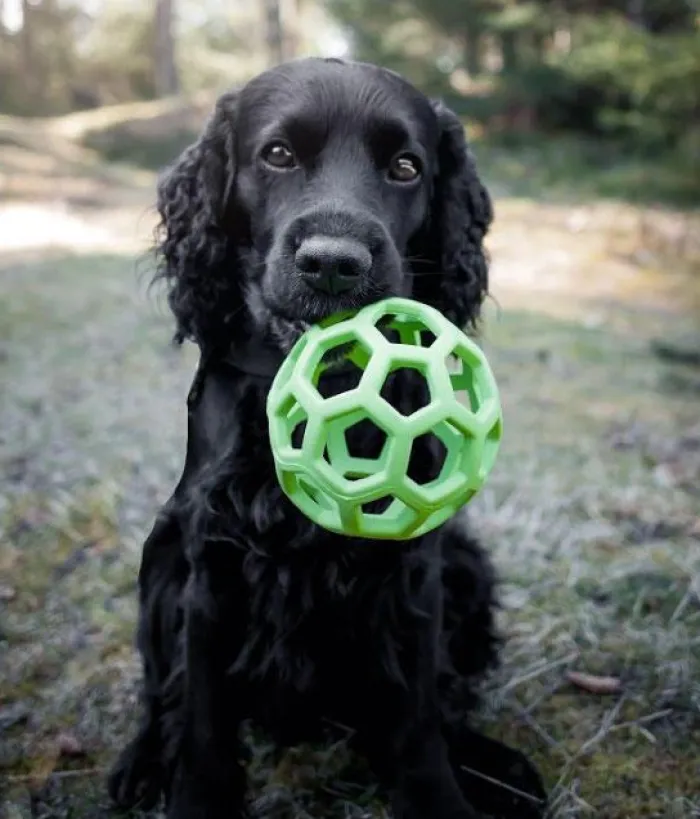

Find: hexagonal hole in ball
[375,313,431,347]
[380,365,432,417]
[297,475,334,512]
[375,311,441,348]
[291,418,307,450]
[314,340,371,399]
[278,394,308,450]
[344,417,388,473]
[419,329,437,347]
[375,314,402,344]
[481,417,502,476]
[361,495,395,515]
[447,349,483,412]
[406,432,448,485]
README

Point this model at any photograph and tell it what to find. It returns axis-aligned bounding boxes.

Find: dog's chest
[215,375,433,697]
[233,551,357,682]
[230,544,422,700]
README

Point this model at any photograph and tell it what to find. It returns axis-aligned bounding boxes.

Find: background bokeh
[1,2,699,817]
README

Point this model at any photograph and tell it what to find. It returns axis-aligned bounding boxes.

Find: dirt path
[0,200,154,256]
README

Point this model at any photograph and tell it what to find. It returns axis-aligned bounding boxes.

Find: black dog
[108,57,547,819]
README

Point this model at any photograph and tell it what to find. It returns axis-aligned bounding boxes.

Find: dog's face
[233,60,439,335]
[155,58,493,353]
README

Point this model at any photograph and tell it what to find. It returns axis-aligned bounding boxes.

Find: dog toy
[266,297,502,540]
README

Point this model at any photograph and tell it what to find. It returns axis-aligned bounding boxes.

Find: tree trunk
[531,29,546,62]
[626,0,645,27]
[464,27,482,77]
[500,30,519,75]
[264,0,284,66]
[282,0,300,61]
[20,0,39,108]
[154,0,179,97]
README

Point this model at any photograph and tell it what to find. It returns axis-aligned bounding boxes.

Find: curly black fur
[109,58,547,819]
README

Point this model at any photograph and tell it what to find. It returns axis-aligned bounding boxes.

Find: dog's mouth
[264,311,311,354]
[252,248,402,355]
[271,281,394,324]
[264,307,366,377]
[257,299,358,359]
[265,292,386,353]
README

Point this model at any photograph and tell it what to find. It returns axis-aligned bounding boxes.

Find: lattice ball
[266,297,503,540]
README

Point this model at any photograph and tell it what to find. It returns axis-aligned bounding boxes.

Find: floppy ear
[410,101,493,330]
[154,90,242,351]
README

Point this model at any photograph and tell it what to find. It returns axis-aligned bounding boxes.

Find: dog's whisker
[403,255,433,265]
[404,270,446,279]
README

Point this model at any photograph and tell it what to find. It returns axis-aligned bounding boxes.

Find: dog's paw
[447,728,547,819]
[107,737,163,811]
[167,791,248,819]
[165,759,249,819]
[456,746,547,819]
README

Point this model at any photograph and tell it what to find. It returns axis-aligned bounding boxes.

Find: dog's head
[155,58,493,354]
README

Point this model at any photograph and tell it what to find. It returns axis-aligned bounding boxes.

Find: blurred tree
[328,0,454,91]
[264,0,284,64]
[76,2,158,104]
[20,0,34,99]
[282,0,302,60]
[0,0,83,115]
[154,0,180,96]
[325,0,699,154]
[0,0,279,115]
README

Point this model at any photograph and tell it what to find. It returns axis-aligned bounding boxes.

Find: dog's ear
[154,90,242,350]
[410,101,493,330]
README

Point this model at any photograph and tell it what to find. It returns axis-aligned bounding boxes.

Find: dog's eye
[389,154,421,183]
[261,142,296,169]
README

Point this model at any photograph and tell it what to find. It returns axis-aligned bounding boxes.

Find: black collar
[221,335,355,381]
[222,335,287,378]
[186,334,355,413]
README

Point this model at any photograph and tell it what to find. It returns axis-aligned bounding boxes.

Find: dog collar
[186,334,355,413]
[223,336,287,378]
[222,335,356,381]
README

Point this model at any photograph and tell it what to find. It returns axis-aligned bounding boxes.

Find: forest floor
[1,106,699,818]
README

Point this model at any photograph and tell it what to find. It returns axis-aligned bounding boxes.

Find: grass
[1,112,699,817]
[474,305,700,817]
[1,250,698,818]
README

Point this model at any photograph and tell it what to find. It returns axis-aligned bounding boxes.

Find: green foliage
[82,124,198,170]
[472,133,700,205]
[327,0,455,94]
[0,1,84,115]
[78,4,160,105]
[0,1,158,115]
[0,0,262,116]
[327,0,700,162]
[545,14,700,150]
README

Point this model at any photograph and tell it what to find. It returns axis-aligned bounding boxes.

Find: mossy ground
[1,116,699,818]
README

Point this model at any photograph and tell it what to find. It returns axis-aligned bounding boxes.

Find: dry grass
[1,120,699,818]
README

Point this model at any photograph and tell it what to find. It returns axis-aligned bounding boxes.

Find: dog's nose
[295,237,372,295]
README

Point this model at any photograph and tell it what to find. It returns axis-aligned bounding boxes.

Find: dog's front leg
[356,584,480,818]
[167,547,248,819]
[368,704,480,819]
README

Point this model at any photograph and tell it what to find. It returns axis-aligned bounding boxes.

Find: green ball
[266,297,503,540]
